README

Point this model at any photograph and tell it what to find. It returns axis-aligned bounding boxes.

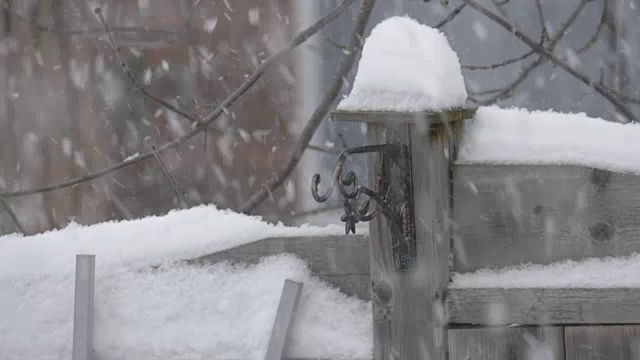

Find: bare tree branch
[463,49,534,71]
[574,0,606,54]
[470,1,583,103]
[535,0,548,36]
[148,143,189,209]
[462,0,636,122]
[1,0,181,46]
[0,197,25,234]
[238,0,377,214]
[0,0,359,199]
[435,3,466,28]
[94,8,201,126]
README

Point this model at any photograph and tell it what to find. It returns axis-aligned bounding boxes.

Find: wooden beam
[453,164,640,272]
[185,235,370,300]
[332,108,476,125]
[265,280,304,360]
[447,288,640,326]
[72,254,96,360]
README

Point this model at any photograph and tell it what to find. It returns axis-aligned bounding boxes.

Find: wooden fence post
[265,279,304,360]
[72,254,96,360]
[327,109,475,360]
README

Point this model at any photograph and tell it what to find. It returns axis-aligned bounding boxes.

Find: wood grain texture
[332,108,477,125]
[447,288,640,326]
[185,235,371,300]
[453,164,640,272]
[449,327,564,360]
[564,326,640,359]
[365,118,464,360]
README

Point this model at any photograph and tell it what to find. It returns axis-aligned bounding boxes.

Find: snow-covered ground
[0,206,372,360]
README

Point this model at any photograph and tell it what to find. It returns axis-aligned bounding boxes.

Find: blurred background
[0,0,637,235]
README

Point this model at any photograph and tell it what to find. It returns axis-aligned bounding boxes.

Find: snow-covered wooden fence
[301,14,640,360]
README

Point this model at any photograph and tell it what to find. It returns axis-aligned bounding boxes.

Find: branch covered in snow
[0,0,360,200]
[238,0,377,215]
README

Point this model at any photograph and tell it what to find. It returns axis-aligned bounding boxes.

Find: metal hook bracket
[311,143,415,270]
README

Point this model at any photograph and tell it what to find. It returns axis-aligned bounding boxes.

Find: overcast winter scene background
[2,0,640,359]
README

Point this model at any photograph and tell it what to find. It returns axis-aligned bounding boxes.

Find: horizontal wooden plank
[453,164,640,272]
[332,108,476,125]
[185,235,371,300]
[447,288,640,326]
[449,327,564,360]
[564,325,640,360]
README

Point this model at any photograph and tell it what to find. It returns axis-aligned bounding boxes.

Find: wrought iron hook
[310,142,416,270]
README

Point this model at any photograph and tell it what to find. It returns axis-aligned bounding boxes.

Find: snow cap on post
[337,16,467,112]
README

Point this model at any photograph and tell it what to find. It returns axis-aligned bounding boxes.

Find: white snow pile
[337,16,467,112]
[458,106,640,175]
[451,252,640,288]
[0,206,372,360]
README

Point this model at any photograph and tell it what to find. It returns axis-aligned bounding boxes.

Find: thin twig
[463,49,534,70]
[575,0,606,54]
[463,0,635,122]
[435,3,466,28]
[478,0,587,102]
[1,0,179,46]
[149,144,189,209]
[95,8,201,126]
[0,0,358,199]
[238,0,377,214]
[535,0,548,36]
[0,197,25,234]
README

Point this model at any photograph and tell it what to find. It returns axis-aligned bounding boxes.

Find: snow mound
[451,252,640,289]
[337,16,467,112]
[0,205,344,276]
[0,207,372,359]
[1,254,372,360]
[458,106,640,174]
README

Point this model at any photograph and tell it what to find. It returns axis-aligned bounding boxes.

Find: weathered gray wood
[453,164,640,272]
[265,280,303,360]
[449,327,564,360]
[564,326,640,359]
[447,288,640,325]
[332,108,476,125]
[186,235,371,299]
[629,335,640,359]
[72,254,95,360]
[365,116,464,359]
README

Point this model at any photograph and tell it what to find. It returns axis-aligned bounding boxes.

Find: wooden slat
[453,164,640,272]
[265,280,304,360]
[564,325,640,359]
[332,108,476,125]
[186,235,371,300]
[72,254,96,360]
[449,327,564,360]
[447,288,640,326]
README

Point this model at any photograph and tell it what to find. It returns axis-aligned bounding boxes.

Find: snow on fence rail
[308,14,640,360]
